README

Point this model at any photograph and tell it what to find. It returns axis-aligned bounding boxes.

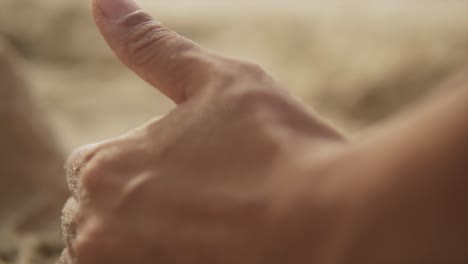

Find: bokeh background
[0,1,467,263]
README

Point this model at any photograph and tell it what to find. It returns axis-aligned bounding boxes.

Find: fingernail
[98,0,141,20]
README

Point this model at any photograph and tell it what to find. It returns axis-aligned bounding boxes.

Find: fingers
[66,143,102,199]
[65,116,165,199]
[91,0,223,103]
[65,138,122,200]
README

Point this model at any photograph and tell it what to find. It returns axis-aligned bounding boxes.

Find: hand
[60,0,348,263]
[60,0,468,263]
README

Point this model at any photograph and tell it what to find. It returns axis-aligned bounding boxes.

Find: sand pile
[0,1,467,263]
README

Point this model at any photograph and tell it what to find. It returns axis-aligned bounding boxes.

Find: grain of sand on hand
[0,37,68,264]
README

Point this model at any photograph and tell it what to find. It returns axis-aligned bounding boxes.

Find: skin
[60,0,468,263]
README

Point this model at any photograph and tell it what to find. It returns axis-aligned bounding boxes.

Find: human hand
[60,0,468,263]
[60,0,348,263]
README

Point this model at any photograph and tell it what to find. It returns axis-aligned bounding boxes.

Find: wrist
[265,143,351,264]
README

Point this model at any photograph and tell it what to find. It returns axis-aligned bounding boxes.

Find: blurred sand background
[0,0,467,263]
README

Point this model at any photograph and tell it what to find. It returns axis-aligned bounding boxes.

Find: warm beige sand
[0,1,467,263]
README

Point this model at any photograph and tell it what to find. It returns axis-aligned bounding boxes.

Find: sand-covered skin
[0,1,467,263]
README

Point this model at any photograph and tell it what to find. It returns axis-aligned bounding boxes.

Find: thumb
[91,0,221,103]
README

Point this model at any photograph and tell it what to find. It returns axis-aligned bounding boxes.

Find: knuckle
[129,26,173,67]
[66,139,127,197]
[76,137,142,195]
[79,159,109,194]
[66,144,100,198]
[78,148,118,194]
[119,11,176,67]
[119,9,154,30]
